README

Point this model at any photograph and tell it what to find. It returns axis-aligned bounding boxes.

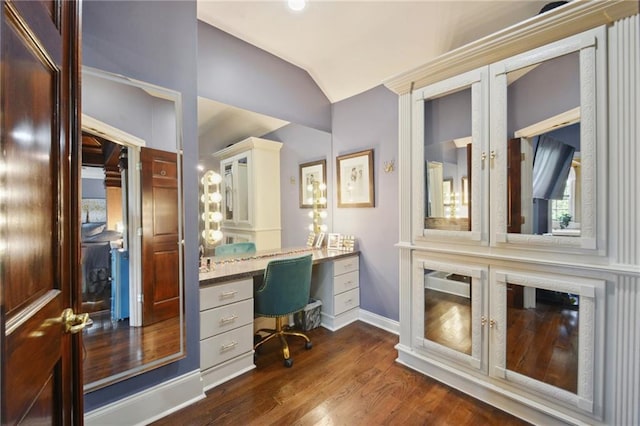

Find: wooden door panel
[507,138,522,234]
[141,147,180,325]
[1,0,80,423]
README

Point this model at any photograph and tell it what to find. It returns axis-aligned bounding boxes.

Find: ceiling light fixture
[288,0,306,12]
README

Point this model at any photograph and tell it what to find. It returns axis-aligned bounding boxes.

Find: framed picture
[315,232,325,248]
[336,149,374,208]
[299,159,327,208]
[461,176,469,205]
[326,233,341,250]
[81,198,107,223]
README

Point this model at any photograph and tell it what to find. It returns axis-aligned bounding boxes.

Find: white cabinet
[411,252,605,417]
[213,137,283,251]
[386,3,640,424]
[413,26,607,257]
[311,255,360,331]
[199,278,255,390]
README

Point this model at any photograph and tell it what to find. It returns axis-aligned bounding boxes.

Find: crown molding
[384,1,639,95]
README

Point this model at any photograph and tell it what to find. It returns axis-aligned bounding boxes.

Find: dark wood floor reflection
[152,321,529,426]
[424,287,579,394]
[82,310,181,386]
[424,289,472,355]
[507,302,579,393]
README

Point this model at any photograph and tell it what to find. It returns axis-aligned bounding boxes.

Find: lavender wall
[263,124,333,247]
[82,0,199,411]
[332,86,399,321]
[197,21,331,133]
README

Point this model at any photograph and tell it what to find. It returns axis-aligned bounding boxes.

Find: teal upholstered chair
[214,242,256,256]
[254,254,313,367]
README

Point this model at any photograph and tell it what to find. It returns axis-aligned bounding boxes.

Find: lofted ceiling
[197,0,553,159]
[197,0,551,103]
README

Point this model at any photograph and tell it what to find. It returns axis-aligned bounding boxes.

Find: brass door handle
[61,308,90,334]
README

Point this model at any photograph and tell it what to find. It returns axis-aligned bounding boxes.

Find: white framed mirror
[490,26,607,253]
[81,67,185,392]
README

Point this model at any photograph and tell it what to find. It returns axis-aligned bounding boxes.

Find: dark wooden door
[1,0,81,424]
[141,148,180,326]
[507,138,522,234]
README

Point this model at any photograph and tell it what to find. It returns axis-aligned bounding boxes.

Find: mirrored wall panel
[424,88,472,232]
[505,52,581,237]
[424,269,472,355]
[505,283,579,393]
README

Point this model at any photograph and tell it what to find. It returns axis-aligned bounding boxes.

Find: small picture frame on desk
[341,235,356,252]
[306,232,316,247]
[326,233,341,250]
[315,232,325,248]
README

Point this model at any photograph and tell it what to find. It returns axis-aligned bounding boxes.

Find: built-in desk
[198,247,360,391]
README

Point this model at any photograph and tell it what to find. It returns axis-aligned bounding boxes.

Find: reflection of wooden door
[507,138,522,234]
[141,148,180,325]
[1,1,81,423]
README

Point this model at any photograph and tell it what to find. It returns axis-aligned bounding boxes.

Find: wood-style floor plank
[152,322,529,426]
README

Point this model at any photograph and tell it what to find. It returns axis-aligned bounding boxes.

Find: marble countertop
[199,247,359,285]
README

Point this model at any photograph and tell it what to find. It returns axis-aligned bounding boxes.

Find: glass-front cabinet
[414,26,606,255]
[221,152,251,226]
[413,252,605,416]
[413,67,488,245]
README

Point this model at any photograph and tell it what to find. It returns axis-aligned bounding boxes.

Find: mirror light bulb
[211,172,222,184]
[308,211,314,218]
[212,230,223,242]
[211,192,222,203]
[212,212,223,222]
[320,211,328,219]
[308,224,314,231]
[320,224,328,232]
[319,183,327,191]
[319,197,327,204]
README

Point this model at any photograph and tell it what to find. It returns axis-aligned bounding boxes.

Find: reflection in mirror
[81,68,185,392]
[506,283,579,393]
[424,88,472,231]
[424,269,472,355]
[198,97,289,254]
[507,51,581,236]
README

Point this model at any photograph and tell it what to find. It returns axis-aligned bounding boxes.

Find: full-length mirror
[81,67,185,392]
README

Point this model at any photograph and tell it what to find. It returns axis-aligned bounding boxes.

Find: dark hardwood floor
[152,321,529,426]
[82,310,181,386]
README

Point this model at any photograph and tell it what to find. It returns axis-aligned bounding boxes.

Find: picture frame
[315,232,325,248]
[461,176,469,205]
[336,149,374,208]
[299,159,327,208]
[326,233,341,250]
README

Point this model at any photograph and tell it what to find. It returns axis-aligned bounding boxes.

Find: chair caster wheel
[305,341,312,350]
[284,358,293,368]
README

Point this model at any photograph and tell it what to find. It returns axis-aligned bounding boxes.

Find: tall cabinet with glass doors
[386,3,640,425]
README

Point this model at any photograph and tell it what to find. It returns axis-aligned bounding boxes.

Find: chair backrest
[254,254,313,317]
[214,242,256,256]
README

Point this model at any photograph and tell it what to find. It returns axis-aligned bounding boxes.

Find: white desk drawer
[334,270,359,295]
[200,323,253,370]
[200,278,253,311]
[200,298,253,340]
[334,287,359,315]
[334,256,358,276]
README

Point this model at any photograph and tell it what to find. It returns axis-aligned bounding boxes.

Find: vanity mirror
[81,67,185,392]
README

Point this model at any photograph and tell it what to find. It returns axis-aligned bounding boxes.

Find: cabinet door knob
[489,319,496,328]
[490,150,496,160]
[481,316,488,326]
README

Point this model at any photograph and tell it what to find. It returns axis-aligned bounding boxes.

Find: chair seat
[253,254,314,367]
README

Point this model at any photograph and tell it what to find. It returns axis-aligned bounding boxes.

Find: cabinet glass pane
[237,158,249,222]
[424,269,472,355]
[424,88,472,232]
[506,283,579,393]
[505,52,582,237]
[223,163,233,220]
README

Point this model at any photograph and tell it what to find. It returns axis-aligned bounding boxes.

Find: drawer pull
[219,314,238,325]
[345,298,353,304]
[219,290,238,299]
[220,341,238,352]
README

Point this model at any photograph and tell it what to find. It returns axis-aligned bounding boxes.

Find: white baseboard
[358,309,399,335]
[84,370,205,426]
